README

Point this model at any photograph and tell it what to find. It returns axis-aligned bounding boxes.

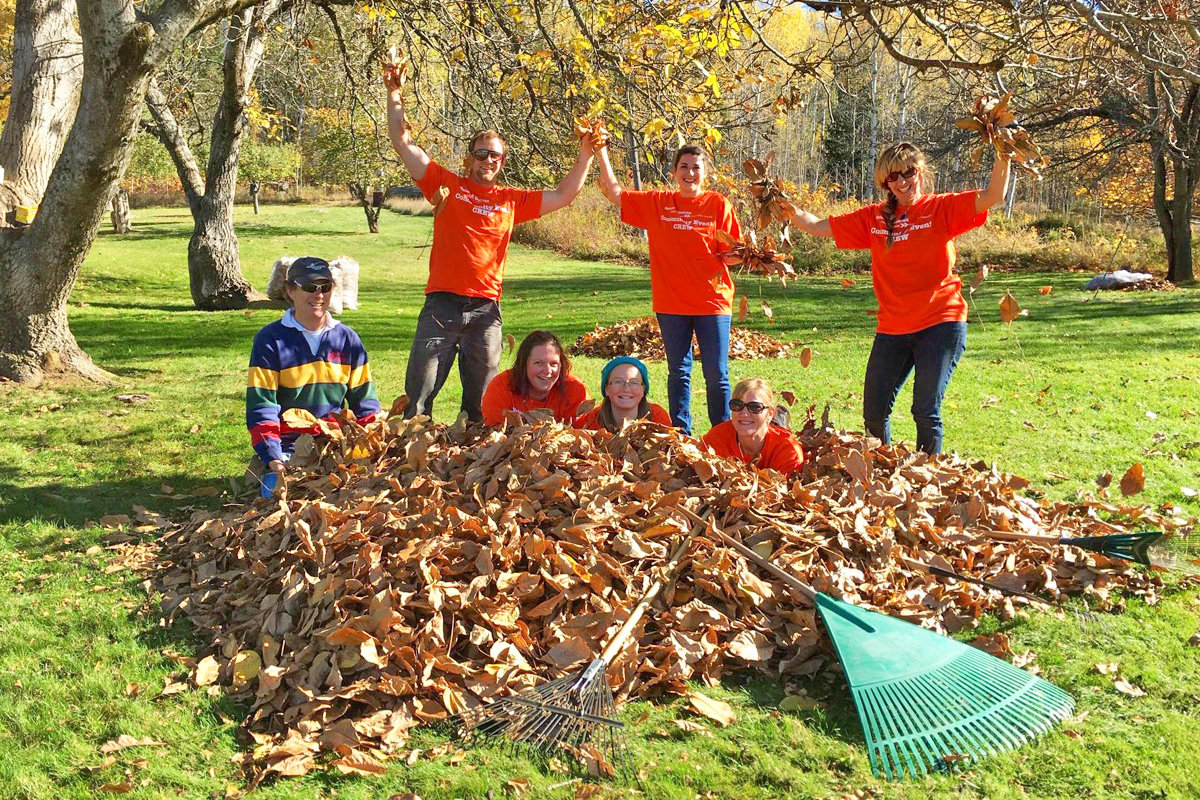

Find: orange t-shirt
[481,369,590,426]
[829,191,986,335]
[415,161,543,301]
[701,421,805,475]
[621,190,742,315]
[577,403,672,432]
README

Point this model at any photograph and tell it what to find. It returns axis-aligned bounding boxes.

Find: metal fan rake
[457,509,710,772]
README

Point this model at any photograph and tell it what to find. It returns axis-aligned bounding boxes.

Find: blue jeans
[657,313,731,435]
[863,321,967,455]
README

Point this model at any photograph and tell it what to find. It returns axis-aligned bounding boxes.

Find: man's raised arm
[384,64,431,182]
[539,135,595,216]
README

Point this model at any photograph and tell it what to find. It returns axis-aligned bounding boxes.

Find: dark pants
[405,291,502,422]
[656,313,731,435]
[862,321,967,455]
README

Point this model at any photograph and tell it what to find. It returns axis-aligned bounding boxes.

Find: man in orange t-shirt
[594,141,741,434]
[787,141,1011,454]
[386,65,594,422]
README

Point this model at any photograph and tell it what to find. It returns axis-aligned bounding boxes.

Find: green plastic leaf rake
[986,530,1200,575]
[698,515,1075,780]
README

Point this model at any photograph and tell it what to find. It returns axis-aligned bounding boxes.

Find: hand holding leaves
[382,45,411,91]
[956,93,1048,179]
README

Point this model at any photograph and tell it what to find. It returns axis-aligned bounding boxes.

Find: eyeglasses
[884,166,918,185]
[294,281,332,294]
[729,399,769,414]
[472,148,504,162]
[607,379,644,389]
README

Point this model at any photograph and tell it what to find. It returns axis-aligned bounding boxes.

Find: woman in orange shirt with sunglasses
[702,378,804,475]
[788,142,1011,454]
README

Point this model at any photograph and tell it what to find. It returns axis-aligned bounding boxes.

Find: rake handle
[595,507,712,666]
[678,506,818,602]
[977,530,1062,545]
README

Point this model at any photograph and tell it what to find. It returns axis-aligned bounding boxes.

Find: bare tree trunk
[146,3,280,309]
[0,0,267,385]
[110,187,131,233]
[348,183,382,234]
[0,0,81,219]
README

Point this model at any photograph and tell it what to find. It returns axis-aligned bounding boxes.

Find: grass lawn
[1,204,1198,800]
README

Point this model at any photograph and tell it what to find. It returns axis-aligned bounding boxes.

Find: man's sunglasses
[884,166,918,185]
[472,148,504,162]
[729,399,769,414]
[294,281,332,294]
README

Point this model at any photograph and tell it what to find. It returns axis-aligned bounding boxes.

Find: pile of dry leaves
[143,407,1188,781]
[572,317,792,361]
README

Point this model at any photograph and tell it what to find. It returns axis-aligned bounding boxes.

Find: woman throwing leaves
[788,142,1011,454]
[594,137,741,436]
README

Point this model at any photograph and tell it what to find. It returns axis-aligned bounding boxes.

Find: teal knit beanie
[600,356,650,395]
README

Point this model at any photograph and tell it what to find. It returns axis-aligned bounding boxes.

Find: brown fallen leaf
[999,290,1026,323]
[671,719,713,736]
[1119,463,1145,496]
[760,300,774,324]
[84,756,118,772]
[778,694,823,712]
[780,390,796,407]
[738,295,748,323]
[1039,286,1053,295]
[1113,676,1146,698]
[969,265,989,295]
[193,655,220,687]
[686,691,737,727]
[330,749,388,776]
[1094,662,1120,675]
[800,347,812,369]
[99,735,167,754]
[100,515,131,529]
[841,277,856,289]
[99,781,136,794]
[505,779,531,796]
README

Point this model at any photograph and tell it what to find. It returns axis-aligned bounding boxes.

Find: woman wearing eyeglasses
[593,139,741,436]
[481,330,590,426]
[701,378,804,474]
[577,356,671,433]
[787,142,1011,454]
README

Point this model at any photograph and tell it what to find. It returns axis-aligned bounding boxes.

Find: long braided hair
[873,142,928,248]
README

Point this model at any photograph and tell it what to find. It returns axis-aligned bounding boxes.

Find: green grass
[1,204,1199,800]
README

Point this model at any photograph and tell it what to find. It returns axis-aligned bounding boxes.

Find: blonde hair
[873,142,931,248]
[732,377,776,410]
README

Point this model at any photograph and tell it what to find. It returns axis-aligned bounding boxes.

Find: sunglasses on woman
[472,148,504,162]
[729,399,769,414]
[884,166,918,185]
[294,281,332,294]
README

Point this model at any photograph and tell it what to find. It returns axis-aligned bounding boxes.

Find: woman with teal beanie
[577,356,671,433]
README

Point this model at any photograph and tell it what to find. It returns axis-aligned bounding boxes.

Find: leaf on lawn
[686,691,737,727]
[1094,662,1120,675]
[100,735,167,754]
[760,300,774,324]
[1039,286,1053,295]
[1119,463,1145,496]
[780,390,796,407]
[672,719,713,736]
[85,756,118,772]
[779,694,823,712]
[800,347,812,369]
[841,278,856,289]
[193,655,220,687]
[969,265,989,295]
[738,295,748,322]
[98,781,136,794]
[1113,676,1146,698]
[1097,471,1113,489]
[505,779,531,796]
[330,749,388,775]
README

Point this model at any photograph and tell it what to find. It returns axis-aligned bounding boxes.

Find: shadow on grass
[96,221,365,241]
[0,471,245,534]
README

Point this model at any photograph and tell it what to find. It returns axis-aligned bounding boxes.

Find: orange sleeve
[648,404,673,426]
[620,190,657,230]
[554,374,591,424]
[829,205,874,250]
[943,190,988,239]
[576,407,602,430]
[512,188,544,225]
[700,421,740,460]
[761,427,805,474]
[415,161,451,203]
[481,370,516,426]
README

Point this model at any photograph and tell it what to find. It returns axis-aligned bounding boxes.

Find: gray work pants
[404,291,503,422]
